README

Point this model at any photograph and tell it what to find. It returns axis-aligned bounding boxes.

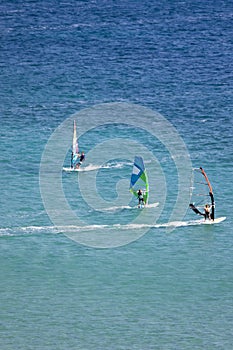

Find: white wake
[0,217,226,237]
[63,161,129,173]
[100,202,159,211]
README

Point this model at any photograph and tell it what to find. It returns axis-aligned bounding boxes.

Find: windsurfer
[189,203,213,221]
[204,204,211,220]
[75,152,85,169]
[189,167,215,221]
[129,156,149,207]
[137,189,145,207]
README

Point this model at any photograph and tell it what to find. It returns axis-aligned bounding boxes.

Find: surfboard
[63,167,80,172]
[101,202,159,212]
[203,216,226,224]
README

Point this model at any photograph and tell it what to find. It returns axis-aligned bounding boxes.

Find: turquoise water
[1,1,233,349]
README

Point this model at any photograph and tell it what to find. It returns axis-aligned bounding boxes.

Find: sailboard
[71,120,79,169]
[129,156,149,207]
[189,167,225,223]
[101,202,159,212]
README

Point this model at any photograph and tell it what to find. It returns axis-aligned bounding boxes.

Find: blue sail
[129,156,149,204]
[130,156,145,188]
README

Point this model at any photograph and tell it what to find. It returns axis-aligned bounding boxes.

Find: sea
[0,0,233,349]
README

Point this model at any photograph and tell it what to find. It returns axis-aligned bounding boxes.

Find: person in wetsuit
[75,152,85,169]
[204,204,211,220]
[189,202,213,221]
[137,189,145,207]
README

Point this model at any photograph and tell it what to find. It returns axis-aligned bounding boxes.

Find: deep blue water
[0,1,233,349]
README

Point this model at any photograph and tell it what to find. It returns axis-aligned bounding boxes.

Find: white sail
[71,120,79,168]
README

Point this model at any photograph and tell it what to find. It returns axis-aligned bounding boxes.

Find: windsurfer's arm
[189,203,205,217]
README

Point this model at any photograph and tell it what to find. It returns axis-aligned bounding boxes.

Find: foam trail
[100,202,159,211]
[0,217,225,237]
[0,226,59,237]
[63,161,129,173]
